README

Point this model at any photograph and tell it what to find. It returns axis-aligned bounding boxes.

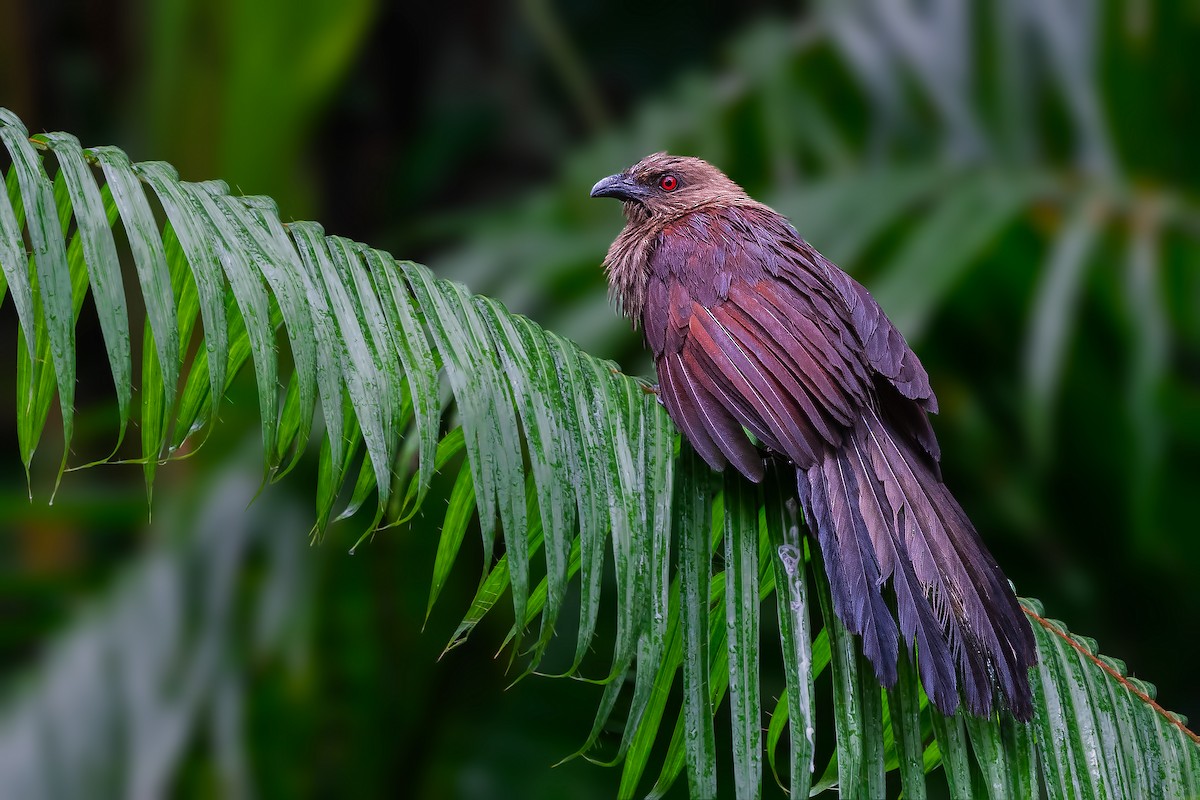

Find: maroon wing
[642,206,875,478]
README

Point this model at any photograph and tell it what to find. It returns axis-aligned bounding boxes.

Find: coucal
[591,153,1036,720]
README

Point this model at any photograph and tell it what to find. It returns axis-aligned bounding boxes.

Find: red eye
[659,174,678,191]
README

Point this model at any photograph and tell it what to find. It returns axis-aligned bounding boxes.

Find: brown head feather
[596,153,762,321]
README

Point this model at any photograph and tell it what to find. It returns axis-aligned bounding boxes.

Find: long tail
[798,409,1037,719]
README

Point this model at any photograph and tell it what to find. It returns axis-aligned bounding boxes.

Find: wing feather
[657,354,724,471]
[722,283,862,423]
[681,347,779,453]
[687,307,822,465]
[706,304,842,442]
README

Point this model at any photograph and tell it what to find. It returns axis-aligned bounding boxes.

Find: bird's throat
[603,219,658,324]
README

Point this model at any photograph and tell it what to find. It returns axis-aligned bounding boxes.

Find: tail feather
[800,410,1037,720]
[927,482,1034,715]
[845,440,959,712]
[824,452,899,683]
[800,457,899,684]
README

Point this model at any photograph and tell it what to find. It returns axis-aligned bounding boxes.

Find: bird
[590,152,1037,720]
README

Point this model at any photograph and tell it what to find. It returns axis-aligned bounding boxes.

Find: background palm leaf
[2,106,1197,797]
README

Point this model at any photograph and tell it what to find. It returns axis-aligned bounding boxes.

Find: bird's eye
[659,174,678,191]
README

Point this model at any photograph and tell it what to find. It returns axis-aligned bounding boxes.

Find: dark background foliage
[1,1,1197,796]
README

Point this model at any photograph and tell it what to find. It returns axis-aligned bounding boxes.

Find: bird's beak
[590,173,647,202]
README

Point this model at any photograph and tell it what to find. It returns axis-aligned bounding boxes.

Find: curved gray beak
[590,173,646,202]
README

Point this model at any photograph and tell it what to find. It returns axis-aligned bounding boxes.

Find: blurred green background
[1,0,1198,796]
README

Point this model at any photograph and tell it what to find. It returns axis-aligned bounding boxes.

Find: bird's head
[589,152,747,221]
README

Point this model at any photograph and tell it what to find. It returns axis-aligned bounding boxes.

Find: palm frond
[0,453,310,798]
[2,105,1198,798]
